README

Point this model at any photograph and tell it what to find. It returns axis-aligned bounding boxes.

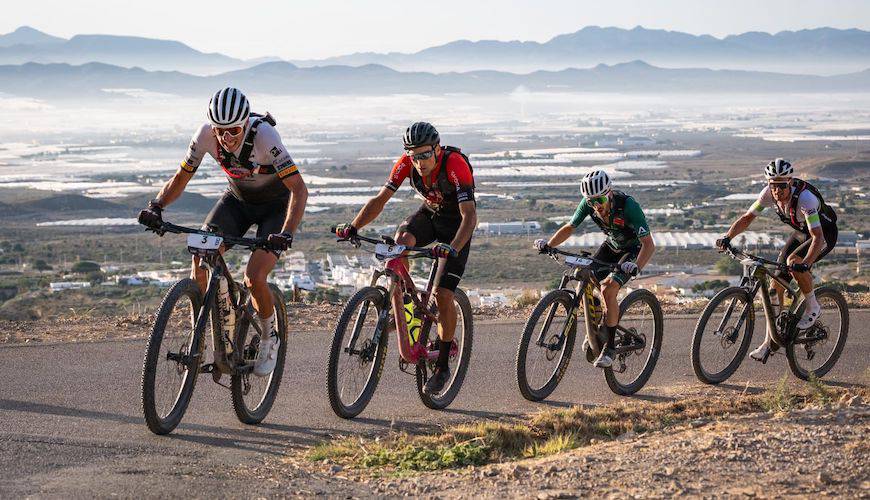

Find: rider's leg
[244,249,279,322]
[753,233,803,359]
[245,249,281,376]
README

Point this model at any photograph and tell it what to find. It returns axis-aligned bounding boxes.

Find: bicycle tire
[787,286,849,381]
[231,284,289,424]
[327,287,388,419]
[141,278,204,435]
[515,289,577,402]
[691,286,755,385]
[604,289,663,395]
[417,287,474,409]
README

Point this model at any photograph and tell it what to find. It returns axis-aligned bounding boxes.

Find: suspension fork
[714,277,756,335]
[191,261,221,364]
[345,271,392,354]
[535,275,572,345]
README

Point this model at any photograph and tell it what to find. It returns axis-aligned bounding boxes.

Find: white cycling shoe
[797,300,821,330]
[593,348,613,368]
[254,330,280,377]
[749,342,771,363]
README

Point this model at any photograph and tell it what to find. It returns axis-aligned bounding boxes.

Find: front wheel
[604,289,663,395]
[515,289,577,402]
[787,286,848,381]
[141,279,204,435]
[417,288,474,410]
[327,287,389,419]
[231,284,289,425]
[691,287,756,385]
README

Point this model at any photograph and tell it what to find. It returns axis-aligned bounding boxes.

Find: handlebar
[329,226,454,259]
[544,246,637,276]
[720,243,793,272]
[147,221,268,251]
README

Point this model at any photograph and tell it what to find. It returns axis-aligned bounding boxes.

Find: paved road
[1,313,867,497]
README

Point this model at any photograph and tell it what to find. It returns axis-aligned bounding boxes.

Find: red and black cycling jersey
[384,149,475,218]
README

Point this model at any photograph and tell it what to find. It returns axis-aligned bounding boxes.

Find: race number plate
[374,243,406,260]
[187,233,223,255]
[565,256,593,267]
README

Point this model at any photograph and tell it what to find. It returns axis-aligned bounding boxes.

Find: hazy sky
[4,0,870,60]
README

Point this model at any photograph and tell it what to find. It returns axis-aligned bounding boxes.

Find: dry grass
[308,382,867,473]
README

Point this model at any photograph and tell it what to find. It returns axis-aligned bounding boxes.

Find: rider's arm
[800,226,827,265]
[279,173,308,234]
[727,187,767,238]
[260,126,308,234]
[351,187,395,229]
[636,234,655,270]
[547,224,576,247]
[547,199,588,247]
[449,201,477,251]
[625,198,655,269]
[725,212,756,239]
[795,192,827,265]
[154,126,210,207]
[153,167,195,207]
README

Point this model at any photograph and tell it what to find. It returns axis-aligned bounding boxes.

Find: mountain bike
[516,247,663,399]
[140,221,288,435]
[691,244,848,384]
[326,228,473,418]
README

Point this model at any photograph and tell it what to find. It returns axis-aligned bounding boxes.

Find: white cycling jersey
[181,118,299,204]
[748,185,822,230]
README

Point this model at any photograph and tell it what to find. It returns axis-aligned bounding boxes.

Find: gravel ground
[281,396,868,498]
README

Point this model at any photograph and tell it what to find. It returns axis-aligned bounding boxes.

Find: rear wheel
[515,289,577,401]
[691,287,756,385]
[417,288,474,409]
[327,287,389,419]
[604,289,663,395]
[231,284,289,424]
[787,286,848,381]
[141,279,204,435]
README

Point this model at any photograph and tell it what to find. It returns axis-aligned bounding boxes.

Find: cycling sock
[605,325,617,350]
[436,340,451,370]
[260,312,277,336]
[804,290,817,307]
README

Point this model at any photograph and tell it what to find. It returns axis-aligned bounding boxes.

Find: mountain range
[291,26,870,75]
[1,60,869,99]
[2,25,870,76]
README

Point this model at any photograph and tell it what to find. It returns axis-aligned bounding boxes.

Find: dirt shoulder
[270,385,868,498]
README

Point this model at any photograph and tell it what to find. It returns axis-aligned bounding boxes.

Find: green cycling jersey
[569,191,651,250]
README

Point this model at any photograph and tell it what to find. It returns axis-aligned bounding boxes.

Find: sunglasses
[769,181,790,191]
[407,148,436,162]
[588,195,609,206]
[214,125,244,138]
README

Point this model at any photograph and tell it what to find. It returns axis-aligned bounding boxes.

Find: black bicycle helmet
[403,122,440,149]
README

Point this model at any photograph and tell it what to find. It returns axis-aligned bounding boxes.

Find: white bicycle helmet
[764,158,793,179]
[207,87,250,128]
[580,170,612,198]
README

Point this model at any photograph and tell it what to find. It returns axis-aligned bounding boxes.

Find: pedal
[399,359,414,375]
[211,370,231,389]
[199,362,217,374]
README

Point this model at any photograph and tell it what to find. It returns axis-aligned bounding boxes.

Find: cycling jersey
[570,191,651,250]
[181,118,299,204]
[748,179,836,234]
[385,149,475,218]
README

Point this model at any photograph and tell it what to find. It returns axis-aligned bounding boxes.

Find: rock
[328,465,343,474]
[690,418,709,428]
[483,468,498,477]
[618,430,637,441]
[817,472,836,485]
[847,395,863,407]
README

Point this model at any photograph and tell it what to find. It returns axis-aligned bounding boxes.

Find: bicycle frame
[339,235,455,365]
[718,248,804,348]
[537,251,639,358]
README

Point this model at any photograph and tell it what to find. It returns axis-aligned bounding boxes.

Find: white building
[49,282,91,292]
[476,221,541,236]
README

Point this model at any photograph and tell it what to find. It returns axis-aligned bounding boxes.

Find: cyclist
[334,122,477,394]
[534,170,655,368]
[716,158,837,361]
[138,87,308,376]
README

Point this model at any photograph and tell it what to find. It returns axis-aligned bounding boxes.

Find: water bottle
[403,294,421,344]
[218,277,235,354]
